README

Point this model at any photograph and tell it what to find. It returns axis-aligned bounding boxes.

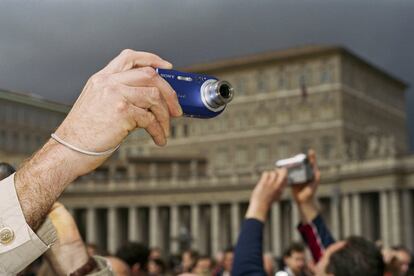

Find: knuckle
[146,111,156,124]
[102,84,118,96]
[139,111,154,128]
[141,66,157,80]
[120,48,134,57]
[115,99,129,114]
[89,74,106,86]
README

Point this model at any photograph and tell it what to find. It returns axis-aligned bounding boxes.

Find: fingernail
[163,60,173,69]
[175,105,183,116]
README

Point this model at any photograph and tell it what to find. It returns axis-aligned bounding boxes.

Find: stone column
[330,199,341,238]
[390,190,401,245]
[108,207,119,254]
[211,204,220,255]
[352,193,362,235]
[271,202,282,257]
[170,205,180,254]
[231,202,240,244]
[191,204,201,251]
[128,206,140,242]
[380,190,390,247]
[86,207,98,244]
[149,205,159,248]
[291,202,300,241]
[342,194,351,237]
[402,190,413,250]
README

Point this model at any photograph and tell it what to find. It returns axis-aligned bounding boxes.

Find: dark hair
[196,255,213,268]
[283,242,305,257]
[151,258,166,273]
[327,236,385,276]
[116,242,150,271]
[224,247,234,254]
[0,162,16,181]
[391,245,411,255]
[183,249,199,259]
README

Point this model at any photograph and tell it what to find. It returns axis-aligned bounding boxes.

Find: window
[0,130,6,148]
[277,71,286,90]
[236,146,248,165]
[234,112,248,130]
[235,76,247,95]
[277,141,289,159]
[320,63,333,84]
[216,148,228,166]
[256,144,269,164]
[321,136,334,159]
[256,108,269,127]
[171,125,176,138]
[257,71,268,93]
[276,102,289,125]
[12,132,19,151]
[183,124,189,137]
[300,139,312,154]
[305,67,313,85]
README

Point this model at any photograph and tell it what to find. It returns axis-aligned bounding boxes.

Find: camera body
[157,69,234,119]
[275,153,314,185]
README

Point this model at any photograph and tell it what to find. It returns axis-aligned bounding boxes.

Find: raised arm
[291,150,335,262]
[16,49,182,230]
[233,169,288,276]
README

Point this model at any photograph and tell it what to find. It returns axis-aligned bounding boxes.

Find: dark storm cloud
[0,0,414,146]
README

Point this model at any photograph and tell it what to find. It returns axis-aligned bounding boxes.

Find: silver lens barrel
[202,80,234,109]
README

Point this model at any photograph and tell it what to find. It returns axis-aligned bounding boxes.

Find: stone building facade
[0,89,68,165]
[1,45,412,258]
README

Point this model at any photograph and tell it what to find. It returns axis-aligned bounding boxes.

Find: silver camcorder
[275,153,314,185]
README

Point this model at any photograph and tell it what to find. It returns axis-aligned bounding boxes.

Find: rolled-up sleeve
[0,173,57,275]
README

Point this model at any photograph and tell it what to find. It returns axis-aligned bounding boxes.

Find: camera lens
[219,84,232,99]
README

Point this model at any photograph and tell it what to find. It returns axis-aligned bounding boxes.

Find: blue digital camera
[157,69,234,118]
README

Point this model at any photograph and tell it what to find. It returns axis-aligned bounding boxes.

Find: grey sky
[1,0,414,146]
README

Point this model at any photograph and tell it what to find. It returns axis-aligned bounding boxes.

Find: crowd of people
[0,49,414,276]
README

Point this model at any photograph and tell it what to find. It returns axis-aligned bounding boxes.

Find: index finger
[113,67,183,117]
[100,49,173,74]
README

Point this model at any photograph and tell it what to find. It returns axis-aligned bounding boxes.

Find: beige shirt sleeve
[0,173,57,275]
[88,256,115,276]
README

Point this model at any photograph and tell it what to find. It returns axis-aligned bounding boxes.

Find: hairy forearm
[15,139,103,230]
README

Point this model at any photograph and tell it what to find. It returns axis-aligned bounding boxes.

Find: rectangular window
[256,144,269,163]
[236,146,248,164]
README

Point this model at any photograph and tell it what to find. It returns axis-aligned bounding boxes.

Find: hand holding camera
[246,168,288,222]
[276,149,321,223]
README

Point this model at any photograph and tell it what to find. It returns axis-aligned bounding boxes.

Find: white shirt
[0,173,57,275]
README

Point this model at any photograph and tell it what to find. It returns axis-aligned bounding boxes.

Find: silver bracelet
[51,133,120,156]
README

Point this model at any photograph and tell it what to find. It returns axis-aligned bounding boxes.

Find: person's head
[116,242,150,276]
[181,249,199,272]
[148,258,166,276]
[0,162,15,181]
[392,245,412,276]
[283,242,306,275]
[87,243,109,256]
[316,236,384,276]
[192,255,213,274]
[106,256,132,276]
[150,247,162,260]
[222,247,234,272]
